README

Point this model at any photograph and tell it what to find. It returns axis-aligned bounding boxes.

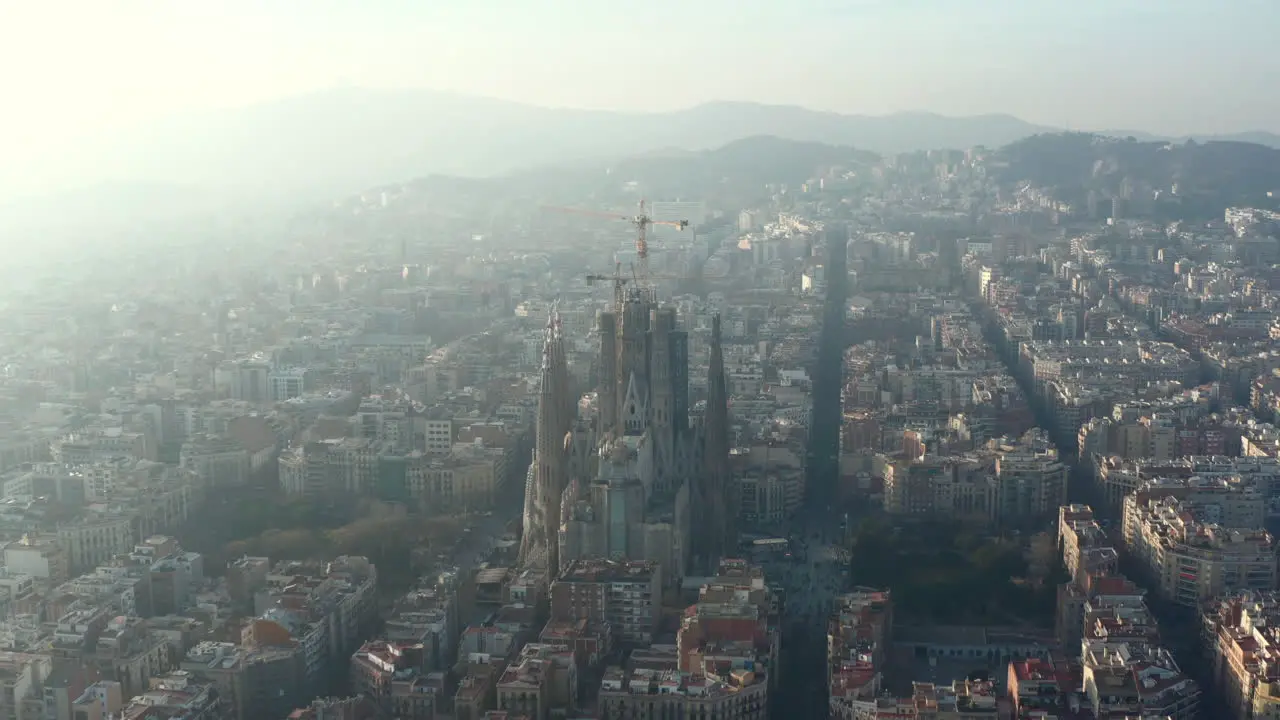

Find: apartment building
[1122,487,1277,607]
[1007,657,1073,718]
[495,643,577,720]
[895,680,998,718]
[3,533,69,581]
[179,434,250,488]
[57,512,135,574]
[995,429,1068,525]
[278,438,377,498]
[0,462,87,503]
[882,455,998,524]
[598,651,767,720]
[1080,589,1162,661]
[268,367,310,402]
[216,360,271,404]
[828,588,894,720]
[0,652,51,720]
[1096,456,1280,517]
[52,428,154,464]
[1080,645,1200,719]
[119,672,223,720]
[349,640,437,720]
[1203,591,1280,720]
[1057,504,1119,588]
[549,560,661,645]
[181,641,305,720]
[679,559,781,693]
[411,447,500,512]
[89,616,175,700]
[1058,574,1152,664]
[422,409,454,456]
[1133,476,1267,529]
[1020,340,1197,388]
[245,557,378,696]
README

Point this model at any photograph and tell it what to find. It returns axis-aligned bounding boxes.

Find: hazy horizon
[2,0,1277,200]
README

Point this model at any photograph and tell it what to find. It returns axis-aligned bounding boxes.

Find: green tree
[252,529,329,561]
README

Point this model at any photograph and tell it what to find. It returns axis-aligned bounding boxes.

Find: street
[444,483,527,575]
[766,503,854,719]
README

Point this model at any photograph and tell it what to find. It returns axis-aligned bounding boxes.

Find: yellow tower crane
[543,200,690,289]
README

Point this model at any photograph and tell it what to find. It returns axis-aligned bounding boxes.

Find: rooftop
[558,558,658,584]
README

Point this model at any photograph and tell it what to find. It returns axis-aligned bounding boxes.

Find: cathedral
[518,287,735,588]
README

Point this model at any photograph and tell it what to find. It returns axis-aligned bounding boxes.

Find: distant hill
[6,90,1280,234]
[993,133,1280,219]
[638,103,1058,155]
[602,136,880,198]
[352,136,881,216]
[40,91,1059,203]
[1103,128,1280,148]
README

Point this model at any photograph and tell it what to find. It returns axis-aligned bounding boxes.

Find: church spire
[519,312,572,573]
[693,313,734,574]
[550,305,574,427]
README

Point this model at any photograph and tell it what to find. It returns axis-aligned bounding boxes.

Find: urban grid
[5,126,1280,720]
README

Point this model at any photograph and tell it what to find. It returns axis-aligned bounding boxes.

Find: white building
[216,360,272,404]
[995,430,1069,525]
[268,368,310,402]
[3,535,67,581]
[180,435,250,489]
[57,514,136,574]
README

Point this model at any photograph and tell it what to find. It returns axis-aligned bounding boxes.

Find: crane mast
[543,200,689,298]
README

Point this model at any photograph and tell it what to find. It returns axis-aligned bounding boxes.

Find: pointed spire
[551,301,564,338]
[522,305,573,574]
[541,309,556,371]
[707,314,726,414]
[696,311,733,575]
[549,303,573,422]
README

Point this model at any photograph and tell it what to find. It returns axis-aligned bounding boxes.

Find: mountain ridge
[27,90,1280,203]
[3,90,1278,236]
[993,132,1280,221]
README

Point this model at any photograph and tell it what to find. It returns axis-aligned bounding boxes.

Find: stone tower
[519,315,572,573]
[691,313,734,574]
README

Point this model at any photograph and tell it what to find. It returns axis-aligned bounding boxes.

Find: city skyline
[2,70,1279,717]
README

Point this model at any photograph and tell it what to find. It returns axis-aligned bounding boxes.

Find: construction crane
[584,263,630,310]
[586,262,686,310]
[543,200,689,286]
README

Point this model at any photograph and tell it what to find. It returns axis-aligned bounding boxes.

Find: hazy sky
[1,0,1276,188]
